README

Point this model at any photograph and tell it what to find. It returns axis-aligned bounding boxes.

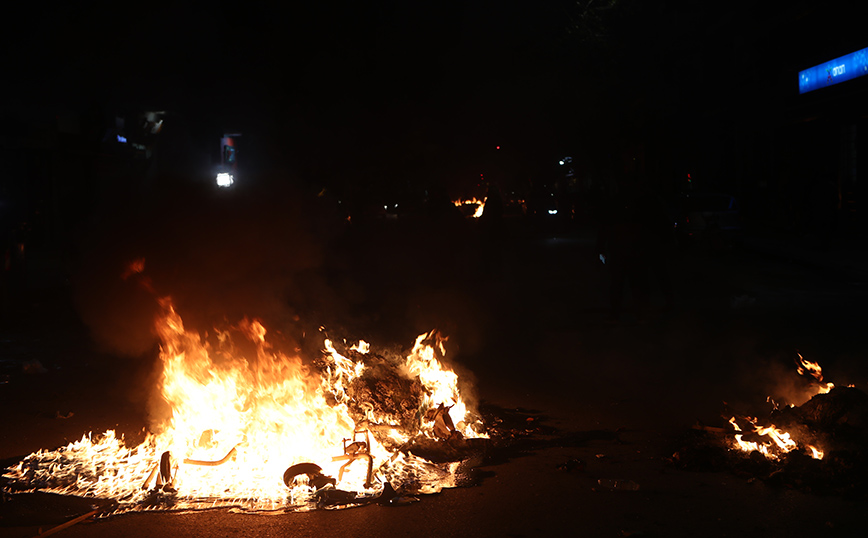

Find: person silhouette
[596,172,652,322]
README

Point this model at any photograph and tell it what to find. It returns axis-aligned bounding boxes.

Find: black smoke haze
[69,173,491,369]
[71,179,345,362]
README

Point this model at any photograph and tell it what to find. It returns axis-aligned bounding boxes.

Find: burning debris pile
[671,355,868,495]
[2,297,487,514]
[452,197,486,218]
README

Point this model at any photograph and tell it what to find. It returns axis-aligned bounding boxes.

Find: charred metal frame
[332,430,374,488]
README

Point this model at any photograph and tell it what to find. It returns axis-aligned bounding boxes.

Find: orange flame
[728,415,822,461]
[726,355,844,461]
[3,298,485,511]
[796,353,834,394]
[453,197,486,218]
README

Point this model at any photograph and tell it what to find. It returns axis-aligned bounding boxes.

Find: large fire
[3,297,486,513]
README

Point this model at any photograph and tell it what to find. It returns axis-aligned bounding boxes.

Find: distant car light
[548,209,558,215]
[216,172,234,187]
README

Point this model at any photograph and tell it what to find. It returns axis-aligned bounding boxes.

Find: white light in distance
[216,172,234,187]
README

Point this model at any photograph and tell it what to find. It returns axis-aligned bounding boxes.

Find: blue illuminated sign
[799,46,868,94]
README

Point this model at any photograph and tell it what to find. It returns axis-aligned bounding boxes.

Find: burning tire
[283,463,336,490]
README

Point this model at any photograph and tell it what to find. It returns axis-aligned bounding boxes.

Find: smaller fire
[677,356,868,495]
[796,353,834,395]
[728,416,823,460]
[453,198,486,218]
[727,355,834,461]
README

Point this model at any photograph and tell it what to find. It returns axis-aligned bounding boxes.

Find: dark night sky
[4,0,867,357]
[4,1,864,193]
[6,4,569,126]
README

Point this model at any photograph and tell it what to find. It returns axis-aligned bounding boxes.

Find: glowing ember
[453,197,486,218]
[2,298,486,513]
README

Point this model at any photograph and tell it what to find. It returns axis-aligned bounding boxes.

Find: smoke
[69,171,490,434]
[732,350,832,411]
[71,178,343,363]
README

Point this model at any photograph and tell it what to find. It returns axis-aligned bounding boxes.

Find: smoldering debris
[671,386,868,496]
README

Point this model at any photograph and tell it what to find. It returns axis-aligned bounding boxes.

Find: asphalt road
[3,216,868,537]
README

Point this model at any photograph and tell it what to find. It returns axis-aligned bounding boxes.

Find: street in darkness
[3,214,868,536]
[3,1,868,536]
